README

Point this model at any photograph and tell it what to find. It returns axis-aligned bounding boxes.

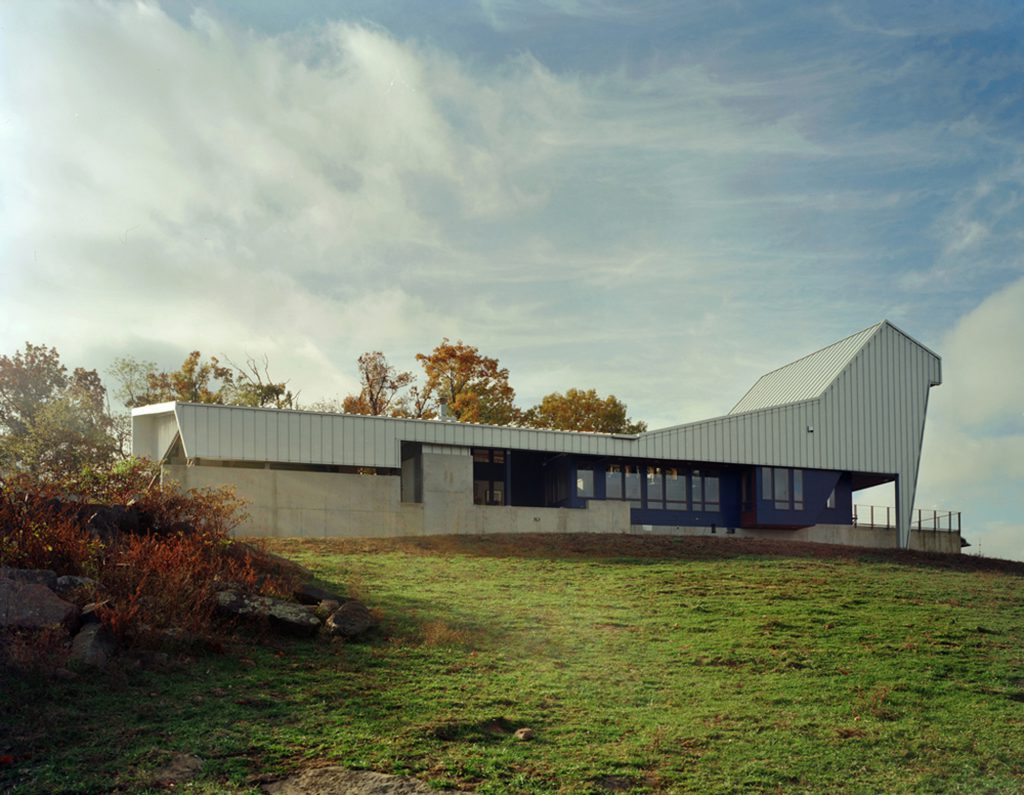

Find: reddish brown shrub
[0,474,103,574]
[1,459,294,647]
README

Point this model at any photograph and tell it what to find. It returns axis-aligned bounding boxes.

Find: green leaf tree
[0,343,116,478]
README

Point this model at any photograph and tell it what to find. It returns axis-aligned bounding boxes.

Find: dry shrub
[98,530,277,642]
[1,459,294,648]
[0,474,103,574]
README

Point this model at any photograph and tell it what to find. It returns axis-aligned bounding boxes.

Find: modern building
[131,321,960,553]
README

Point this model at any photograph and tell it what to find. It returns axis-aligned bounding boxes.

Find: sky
[1,1,1022,559]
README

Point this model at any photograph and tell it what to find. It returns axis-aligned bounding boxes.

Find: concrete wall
[163,464,423,538]
[625,521,961,553]
[163,459,632,540]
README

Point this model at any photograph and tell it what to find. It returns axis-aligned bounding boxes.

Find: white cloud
[914,276,1024,560]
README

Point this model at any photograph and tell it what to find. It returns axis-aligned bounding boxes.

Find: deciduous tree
[0,343,116,477]
[341,351,413,416]
[522,388,647,434]
[416,339,518,425]
[112,352,294,409]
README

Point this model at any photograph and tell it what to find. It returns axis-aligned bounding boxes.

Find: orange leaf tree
[415,339,518,425]
[522,388,647,434]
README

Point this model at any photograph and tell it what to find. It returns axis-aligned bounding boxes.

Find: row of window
[577,463,721,512]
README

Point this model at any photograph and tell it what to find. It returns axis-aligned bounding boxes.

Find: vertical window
[692,469,703,507]
[606,464,623,500]
[624,465,641,509]
[793,470,803,510]
[827,487,836,510]
[665,467,686,508]
[774,468,790,510]
[762,467,773,501]
[646,466,664,509]
[577,463,595,498]
[474,480,490,505]
[705,475,720,510]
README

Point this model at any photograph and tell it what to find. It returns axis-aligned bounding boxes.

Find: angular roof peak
[729,322,883,415]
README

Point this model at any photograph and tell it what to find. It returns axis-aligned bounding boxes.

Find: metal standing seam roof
[728,322,882,414]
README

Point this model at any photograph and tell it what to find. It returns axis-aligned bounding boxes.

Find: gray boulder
[324,601,377,639]
[216,590,321,638]
[69,623,116,669]
[0,566,58,591]
[293,583,346,606]
[0,579,79,632]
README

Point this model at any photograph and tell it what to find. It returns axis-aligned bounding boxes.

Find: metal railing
[852,504,961,533]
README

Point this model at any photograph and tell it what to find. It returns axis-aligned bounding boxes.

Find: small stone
[324,601,378,638]
[514,727,534,741]
[69,623,116,669]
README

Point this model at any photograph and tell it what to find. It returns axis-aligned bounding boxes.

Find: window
[762,467,805,511]
[474,480,503,506]
[704,475,720,511]
[577,463,595,498]
[606,464,623,499]
[646,466,664,509]
[624,465,641,508]
[827,487,836,510]
[692,469,720,512]
[773,467,789,509]
[473,448,506,506]
[665,467,686,508]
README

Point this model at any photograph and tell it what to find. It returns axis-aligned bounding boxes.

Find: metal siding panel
[363,420,373,465]
[285,412,298,462]
[219,409,232,459]
[309,415,323,463]
[375,420,388,466]
[242,411,255,460]
[331,417,344,465]
[343,417,355,463]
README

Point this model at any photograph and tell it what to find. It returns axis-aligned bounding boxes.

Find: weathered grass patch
[2,535,1022,794]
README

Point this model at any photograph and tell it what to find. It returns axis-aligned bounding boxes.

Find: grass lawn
[2,534,1023,794]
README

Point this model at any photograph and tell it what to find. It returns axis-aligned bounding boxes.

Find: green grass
[2,534,1023,794]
